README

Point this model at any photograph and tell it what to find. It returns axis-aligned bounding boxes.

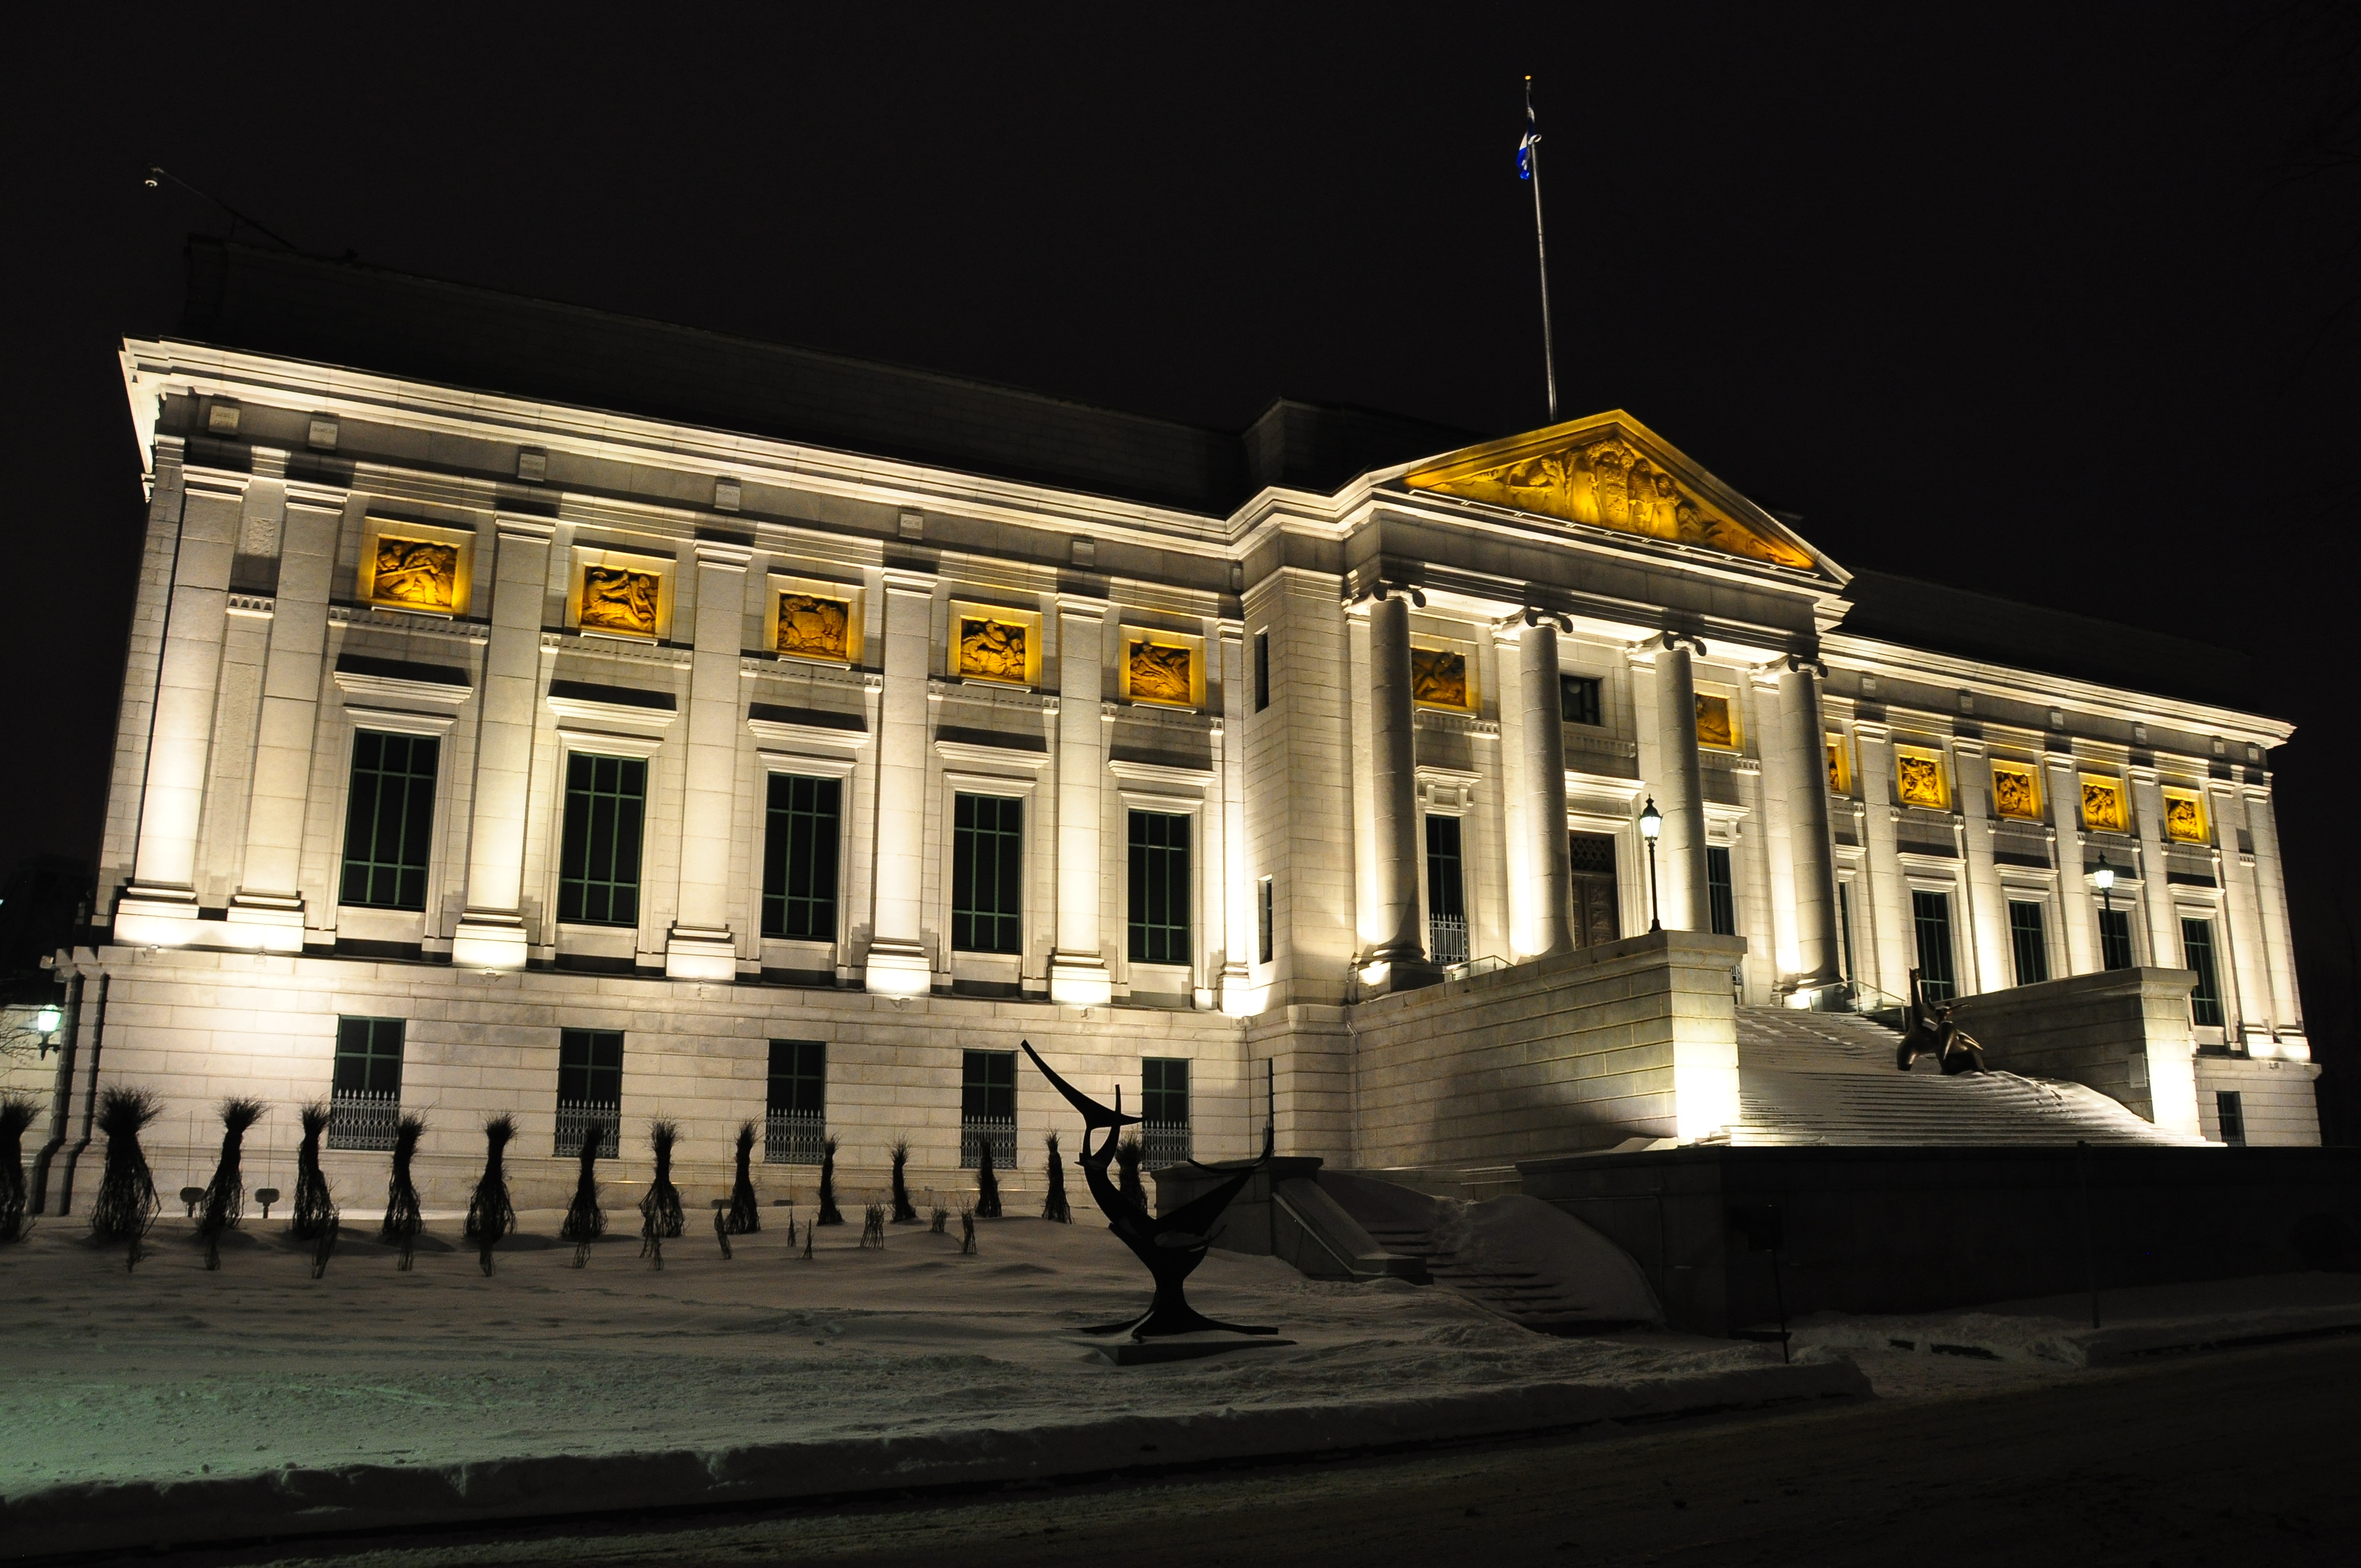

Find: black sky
[5,4,2355,1129]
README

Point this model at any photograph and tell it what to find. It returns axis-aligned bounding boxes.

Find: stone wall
[1947,967,2202,1136]
[1344,930,1746,1170]
[2195,1054,2324,1147]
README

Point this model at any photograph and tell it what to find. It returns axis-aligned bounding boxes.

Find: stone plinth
[1948,967,2201,1136]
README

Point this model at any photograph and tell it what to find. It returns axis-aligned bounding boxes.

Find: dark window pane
[1706,846,1737,937]
[1127,810,1190,965]
[763,774,842,939]
[766,1039,826,1117]
[2098,908,2135,972]
[1559,673,1602,726]
[332,1016,405,1097]
[1253,631,1270,712]
[340,732,439,910]
[2217,1090,2245,1146]
[1912,890,1956,1003]
[962,1049,1016,1120]
[558,1028,624,1106]
[558,754,646,927]
[1143,1057,1189,1124]
[1258,877,1274,966]
[952,793,1023,954]
[2184,917,2224,1028]
[2009,900,2049,986]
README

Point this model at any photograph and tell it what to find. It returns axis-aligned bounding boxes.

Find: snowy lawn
[0,1206,1815,1496]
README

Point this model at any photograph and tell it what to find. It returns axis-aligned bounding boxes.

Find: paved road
[178,1337,2360,1568]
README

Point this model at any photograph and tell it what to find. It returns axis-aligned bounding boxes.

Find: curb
[0,1358,1865,1561]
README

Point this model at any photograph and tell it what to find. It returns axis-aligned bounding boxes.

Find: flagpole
[1525,75,1559,424]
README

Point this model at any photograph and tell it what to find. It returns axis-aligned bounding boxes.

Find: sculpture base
[1080,1336,1296,1366]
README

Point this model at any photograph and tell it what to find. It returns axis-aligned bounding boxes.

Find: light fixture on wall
[34,1004,62,1057]
[2093,853,2117,913]
[1640,797,1663,934]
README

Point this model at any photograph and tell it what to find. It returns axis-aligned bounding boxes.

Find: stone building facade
[22,246,2318,1210]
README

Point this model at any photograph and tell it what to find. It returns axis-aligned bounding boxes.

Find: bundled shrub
[726,1120,761,1234]
[959,1207,977,1256]
[973,1135,1003,1219]
[817,1134,844,1225]
[465,1115,518,1275]
[1115,1134,1147,1213]
[291,1102,336,1240]
[90,1086,164,1255]
[860,1202,885,1249]
[198,1097,268,1269]
[0,1093,40,1243]
[380,1114,427,1269]
[640,1120,684,1240]
[713,1204,735,1260]
[929,1203,949,1235]
[1041,1130,1071,1224]
[561,1120,606,1257]
[889,1137,917,1223]
[309,1212,340,1279]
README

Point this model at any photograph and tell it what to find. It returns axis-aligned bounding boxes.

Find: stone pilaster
[2244,782,2304,1049]
[1950,737,2009,995]
[2046,752,2098,976]
[116,467,245,947]
[228,487,341,951]
[1849,721,1915,994]
[2128,766,2181,982]
[1777,660,1842,989]
[1511,614,1573,958]
[666,539,752,980]
[1362,591,1432,984]
[451,515,554,969]
[1049,595,1111,1005]
[1217,624,1253,1013]
[864,568,937,995]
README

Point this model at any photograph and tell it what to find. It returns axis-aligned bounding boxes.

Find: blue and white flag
[1517,104,1539,180]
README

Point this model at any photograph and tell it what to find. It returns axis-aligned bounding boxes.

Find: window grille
[761,774,841,940]
[1425,814,1466,963]
[556,1027,623,1157]
[1141,1058,1191,1168]
[328,1088,400,1153]
[961,1049,1016,1169]
[558,754,646,926]
[951,793,1024,954]
[1127,810,1191,964]
[329,1016,404,1151]
[765,1039,826,1163]
[555,1099,620,1161]
[340,732,438,910]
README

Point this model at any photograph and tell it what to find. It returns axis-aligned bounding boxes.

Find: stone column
[865,568,937,995]
[1777,660,1842,988]
[2046,753,2098,975]
[1217,624,1252,1012]
[1950,737,2009,994]
[665,540,752,979]
[1753,673,1801,978]
[2211,781,2274,1049]
[1363,592,1430,981]
[1509,615,1573,958]
[2128,766,2180,976]
[1644,634,1710,932]
[1049,595,1111,1005]
[228,489,341,951]
[451,516,554,969]
[1849,721,1916,993]
[2245,782,2304,1044]
[116,469,245,947]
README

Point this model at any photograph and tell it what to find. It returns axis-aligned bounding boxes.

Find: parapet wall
[1346,931,1746,1169]
[1948,967,2202,1136]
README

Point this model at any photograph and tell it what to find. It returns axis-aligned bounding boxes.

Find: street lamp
[33,1005,62,1058]
[1640,797,1663,933]
[2093,853,2123,971]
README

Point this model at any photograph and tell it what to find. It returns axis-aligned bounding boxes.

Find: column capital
[1626,629,1707,665]
[1493,606,1572,636]
[1853,719,1892,744]
[1950,735,1988,758]
[880,566,938,597]
[284,480,349,512]
[494,512,557,543]
[1054,592,1108,620]
[1342,581,1425,611]
[693,538,754,571]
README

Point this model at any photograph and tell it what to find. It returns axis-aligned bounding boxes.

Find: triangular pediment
[1402,412,1823,574]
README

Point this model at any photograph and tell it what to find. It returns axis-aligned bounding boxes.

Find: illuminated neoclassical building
[23,241,2319,1211]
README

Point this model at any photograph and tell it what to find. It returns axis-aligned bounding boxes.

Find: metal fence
[554,1099,621,1160]
[1428,913,1469,967]
[327,1088,400,1152]
[1140,1119,1192,1170]
[959,1115,1016,1172]
[764,1109,826,1166]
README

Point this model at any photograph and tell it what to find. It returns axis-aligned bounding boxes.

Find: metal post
[1646,837,1663,933]
[1524,76,1559,424]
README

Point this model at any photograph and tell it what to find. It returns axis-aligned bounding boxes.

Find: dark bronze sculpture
[1021,1040,1276,1340]
[1895,967,1987,1075]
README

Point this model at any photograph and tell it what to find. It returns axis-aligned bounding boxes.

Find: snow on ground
[0,1205,1816,1498]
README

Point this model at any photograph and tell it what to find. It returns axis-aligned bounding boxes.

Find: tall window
[556,1027,623,1157]
[1837,881,1856,982]
[2009,900,2049,986]
[762,774,841,940]
[2216,1090,2246,1147]
[1705,846,1737,937]
[1253,630,1271,712]
[1568,831,1620,949]
[1425,814,1467,965]
[961,1048,1016,1170]
[2184,917,2224,1028]
[2098,907,2136,972]
[558,754,646,927]
[951,793,1024,953]
[765,1039,826,1164]
[1912,890,1957,1003]
[340,732,438,910]
[1258,876,1274,965]
[1559,673,1602,726]
[1128,810,1192,965]
[329,1016,404,1151]
[1141,1057,1190,1168]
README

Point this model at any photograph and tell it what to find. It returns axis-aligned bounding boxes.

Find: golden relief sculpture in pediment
[1405,431,1815,571]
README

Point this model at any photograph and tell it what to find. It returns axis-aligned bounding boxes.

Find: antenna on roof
[142,165,314,258]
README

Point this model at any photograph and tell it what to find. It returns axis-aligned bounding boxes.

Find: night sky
[6,6,2354,1131]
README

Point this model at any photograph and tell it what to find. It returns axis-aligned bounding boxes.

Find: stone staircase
[1729,1005,2207,1147]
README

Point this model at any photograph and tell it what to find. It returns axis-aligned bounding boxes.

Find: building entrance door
[1569,831,1621,949]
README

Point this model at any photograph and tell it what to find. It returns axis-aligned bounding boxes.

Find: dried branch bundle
[561,1120,606,1245]
[0,1093,39,1243]
[817,1133,844,1225]
[1115,1134,1147,1213]
[1041,1130,1071,1224]
[973,1134,1003,1218]
[639,1119,683,1239]
[379,1114,427,1267]
[199,1097,268,1267]
[889,1137,917,1223]
[726,1120,760,1234]
[291,1102,336,1239]
[89,1086,162,1246]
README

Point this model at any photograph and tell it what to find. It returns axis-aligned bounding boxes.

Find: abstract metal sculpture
[1021,1040,1276,1340]
[1895,967,1987,1076]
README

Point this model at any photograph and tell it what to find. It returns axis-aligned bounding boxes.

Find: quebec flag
[1517,106,1538,179]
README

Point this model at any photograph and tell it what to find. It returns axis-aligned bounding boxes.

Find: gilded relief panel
[566,546,674,641]
[1410,640,1478,712]
[356,516,473,617]
[1990,761,2043,821]
[1404,430,1815,570]
[2080,775,2129,833]
[1694,688,1742,751]
[766,574,863,666]
[2163,788,2208,845]
[1825,732,1851,794]
[1894,746,1947,810]
[1120,630,1204,709]
[949,600,1043,688]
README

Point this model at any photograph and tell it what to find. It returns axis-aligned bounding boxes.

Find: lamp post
[1640,797,1663,933]
[33,1005,61,1059]
[2093,853,2122,971]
